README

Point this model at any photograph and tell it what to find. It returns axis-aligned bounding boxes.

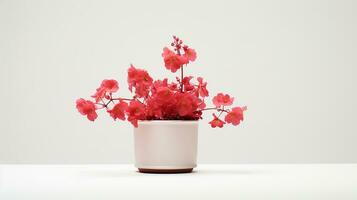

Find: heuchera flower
[146,86,176,119]
[127,65,153,98]
[209,113,225,128]
[101,79,119,93]
[224,106,246,126]
[92,79,119,102]
[107,100,128,121]
[76,98,98,121]
[91,87,106,103]
[162,47,188,73]
[151,78,177,94]
[175,92,200,117]
[155,86,174,102]
[197,77,209,97]
[76,36,246,129]
[212,93,234,107]
[126,100,146,127]
[182,76,195,91]
[183,47,197,62]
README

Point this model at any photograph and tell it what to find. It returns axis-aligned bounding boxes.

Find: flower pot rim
[138,120,199,125]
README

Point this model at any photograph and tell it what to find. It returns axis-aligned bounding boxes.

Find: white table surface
[0,164,356,200]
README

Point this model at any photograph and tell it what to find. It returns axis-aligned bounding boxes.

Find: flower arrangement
[76,36,246,128]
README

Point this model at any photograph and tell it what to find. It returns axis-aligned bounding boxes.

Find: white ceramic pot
[134,120,198,173]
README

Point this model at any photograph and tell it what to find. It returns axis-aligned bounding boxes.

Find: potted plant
[75,36,246,173]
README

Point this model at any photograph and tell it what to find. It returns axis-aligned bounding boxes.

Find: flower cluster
[76,36,246,128]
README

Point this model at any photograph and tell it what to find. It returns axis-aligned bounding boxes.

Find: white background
[0,0,356,163]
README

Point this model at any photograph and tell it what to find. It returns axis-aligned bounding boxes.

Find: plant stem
[218,110,224,118]
[111,98,133,101]
[175,48,184,93]
[199,107,229,113]
[180,66,184,92]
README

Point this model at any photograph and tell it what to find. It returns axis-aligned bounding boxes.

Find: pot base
[138,168,193,174]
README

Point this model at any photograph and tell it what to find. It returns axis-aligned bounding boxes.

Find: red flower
[75,36,246,128]
[91,87,106,103]
[198,99,206,109]
[126,100,146,127]
[197,77,209,97]
[162,47,188,73]
[146,86,176,119]
[183,76,195,91]
[209,113,225,128]
[76,98,98,121]
[212,93,234,107]
[107,101,128,121]
[101,79,119,93]
[92,79,119,102]
[224,107,246,126]
[127,65,153,98]
[151,78,177,94]
[184,47,197,62]
[175,92,199,117]
[155,86,174,102]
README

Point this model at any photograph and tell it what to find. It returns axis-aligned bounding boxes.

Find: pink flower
[126,100,146,127]
[183,47,197,62]
[127,65,153,98]
[198,99,206,109]
[197,77,209,97]
[175,92,199,117]
[151,78,178,95]
[155,86,174,102]
[91,87,106,103]
[107,101,128,121]
[101,79,119,93]
[75,36,246,128]
[224,106,246,126]
[212,93,234,107]
[76,98,98,121]
[183,76,194,91]
[146,86,176,119]
[92,79,119,102]
[209,113,225,128]
[162,47,188,73]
